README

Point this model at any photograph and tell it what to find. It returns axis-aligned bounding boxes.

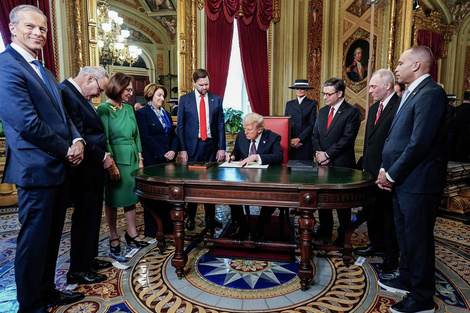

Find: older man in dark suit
[353,69,400,274]
[377,46,447,313]
[0,5,85,312]
[312,77,361,245]
[60,66,114,285]
[177,69,226,230]
[227,113,283,239]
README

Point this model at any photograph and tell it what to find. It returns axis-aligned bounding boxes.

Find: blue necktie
[33,60,66,123]
[396,89,410,114]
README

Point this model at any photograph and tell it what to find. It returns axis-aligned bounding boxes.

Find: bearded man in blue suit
[377,46,447,313]
[177,69,226,230]
[0,5,85,312]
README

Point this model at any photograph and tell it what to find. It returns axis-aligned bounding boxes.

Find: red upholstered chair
[262,116,291,164]
[243,116,291,231]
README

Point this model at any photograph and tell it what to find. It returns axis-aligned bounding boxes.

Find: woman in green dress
[98,72,148,253]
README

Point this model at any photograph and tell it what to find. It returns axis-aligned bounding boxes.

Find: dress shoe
[67,271,107,284]
[206,217,223,228]
[125,232,149,248]
[92,258,113,271]
[313,228,331,238]
[378,277,411,294]
[185,216,195,230]
[43,289,85,306]
[354,244,386,257]
[390,295,435,313]
[379,256,399,274]
[109,238,121,254]
[332,237,345,246]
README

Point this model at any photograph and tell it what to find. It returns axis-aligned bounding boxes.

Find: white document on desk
[219,161,269,169]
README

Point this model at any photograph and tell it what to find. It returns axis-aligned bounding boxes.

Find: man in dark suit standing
[177,69,226,230]
[353,69,400,274]
[312,78,361,245]
[60,66,114,285]
[285,79,317,160]
[226,113,283,239]
[0,5,85,312]
[377,46,447,313]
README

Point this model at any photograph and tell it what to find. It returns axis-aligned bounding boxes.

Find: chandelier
[97,0,142,67]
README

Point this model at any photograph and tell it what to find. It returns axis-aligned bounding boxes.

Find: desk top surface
[133,163,374,189]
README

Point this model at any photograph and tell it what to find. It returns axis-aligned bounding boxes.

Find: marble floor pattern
[0,205,469,313]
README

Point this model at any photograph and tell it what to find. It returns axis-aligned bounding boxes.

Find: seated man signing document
[226,113,283,239]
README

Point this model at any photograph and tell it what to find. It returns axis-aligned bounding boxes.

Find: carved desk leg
[298,209,315,291]
[171,202,187,279]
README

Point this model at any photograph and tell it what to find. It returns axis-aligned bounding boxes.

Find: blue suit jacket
[0,45,80,187]
[135,104,178,165]
[232,129,283,165]
[60,79,107,178]
[176,91,226,157]
[312,100,361,168]
[381,76,447,194]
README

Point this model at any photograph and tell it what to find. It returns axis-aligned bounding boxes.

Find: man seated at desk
[226,113,283,240]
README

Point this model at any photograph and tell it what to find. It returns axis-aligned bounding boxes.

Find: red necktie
[200,94,207,140]
[327,107,335,129]
[375,101,384,125]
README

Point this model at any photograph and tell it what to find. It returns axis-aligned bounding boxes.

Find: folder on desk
[286,160,318,171]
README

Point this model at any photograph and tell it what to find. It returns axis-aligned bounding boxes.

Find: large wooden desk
[133,163,375,290]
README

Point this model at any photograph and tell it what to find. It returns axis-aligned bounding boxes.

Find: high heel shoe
[124,232,149,248]
[109,238,121,253]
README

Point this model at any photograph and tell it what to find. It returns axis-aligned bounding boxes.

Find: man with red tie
[353,69,400,274]
[312,77,361,245]
[177,69,226,230]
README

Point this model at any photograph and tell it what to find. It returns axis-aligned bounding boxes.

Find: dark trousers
[318,208,351,240]
[69,174,104,272]
[362,187,399,257]
[393,190,440,304]
[187,138,216,221]
[16,178,70,313]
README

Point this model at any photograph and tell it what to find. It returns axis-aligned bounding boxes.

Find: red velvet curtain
[0,0,57,76]
[206,16,234,99]
[238,19,269,116]
[417,30,443,81]
[205,0,272,114]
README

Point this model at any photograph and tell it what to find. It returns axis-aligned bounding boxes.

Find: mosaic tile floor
[0,205,469,313]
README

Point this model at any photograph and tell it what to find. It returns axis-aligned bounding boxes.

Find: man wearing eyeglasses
[60,66,114,285]
[312,77,361,246]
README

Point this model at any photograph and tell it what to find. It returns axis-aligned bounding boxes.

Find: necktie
[327,107,335,129]
[249,140,257,155]
[397,89,410,113]
[199,94,207,140]
[374,101,383,125]
[33,60,66,123]
[88,101,98,115]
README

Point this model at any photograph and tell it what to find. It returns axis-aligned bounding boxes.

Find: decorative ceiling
[111,0,177,44]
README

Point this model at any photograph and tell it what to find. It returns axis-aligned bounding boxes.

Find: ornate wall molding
[178,0,197,95]
[51,0,60,80]
[413,7,455,59]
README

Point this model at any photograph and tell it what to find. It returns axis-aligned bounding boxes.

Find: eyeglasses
[125,88,134,93]
[94,77,104,94]
[322,91,339,98]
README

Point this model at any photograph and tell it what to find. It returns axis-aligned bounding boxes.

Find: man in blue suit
[226,113,283,239]
[312,78,361,246]
[0,5,85,312]
[177,69,226,230]
[60,66,114,285]
[377,46,447,313]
